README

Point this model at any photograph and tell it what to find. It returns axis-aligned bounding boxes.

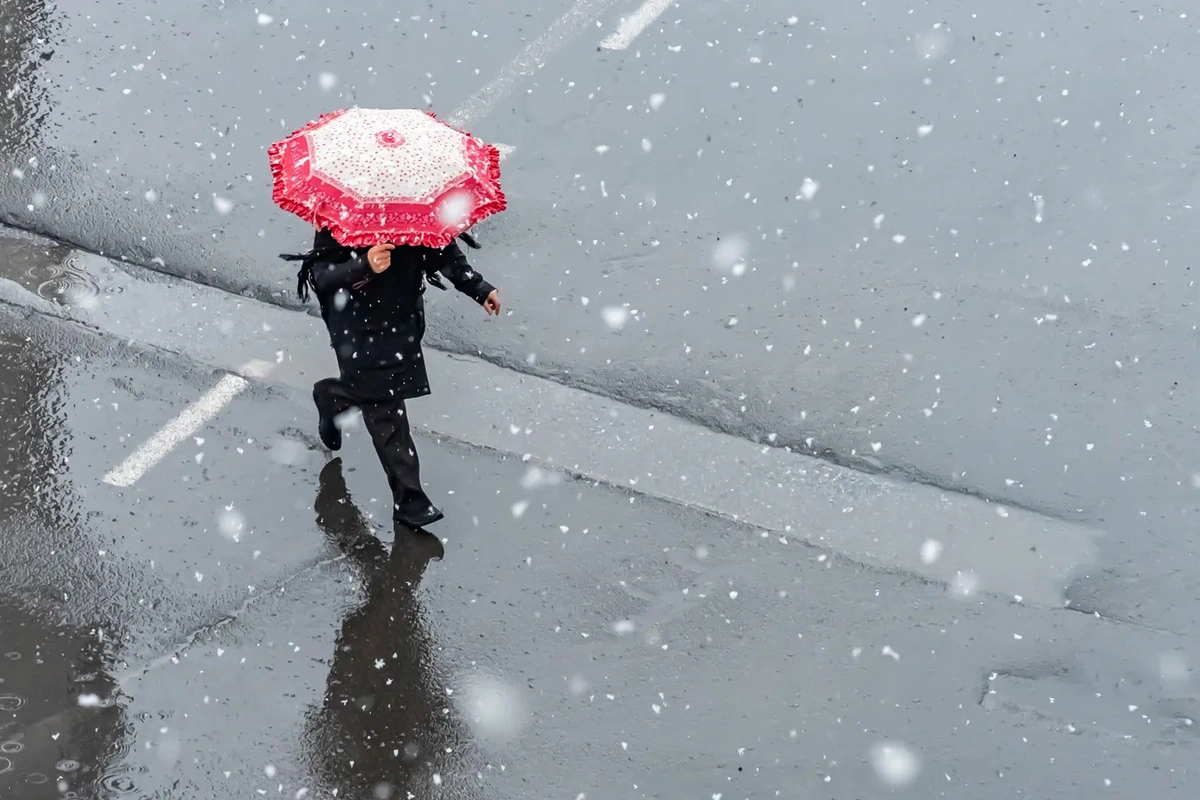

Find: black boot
[313,382,342,451]
[394,500,444,529]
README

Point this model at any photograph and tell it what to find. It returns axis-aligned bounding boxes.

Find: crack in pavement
[110,549,356,690]
[1060,601,1183,638]
[980,665,1199,743]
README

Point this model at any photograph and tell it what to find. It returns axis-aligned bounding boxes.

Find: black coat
[297,229,496,399]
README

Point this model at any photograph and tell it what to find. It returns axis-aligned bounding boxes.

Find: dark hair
[279,230,483,303]
[279,233,348,303]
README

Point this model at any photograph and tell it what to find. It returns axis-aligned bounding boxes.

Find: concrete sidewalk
[0,227,1098,608]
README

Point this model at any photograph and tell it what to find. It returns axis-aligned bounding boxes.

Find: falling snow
[870,742,922,787]
[0,4,1189,795]
[602,306,630,331]
[920,539,943,565]
[457,672,528,743]
[217,506,247,542]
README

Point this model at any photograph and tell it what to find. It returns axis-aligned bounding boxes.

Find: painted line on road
[102,359,275,488]
[599,0,674,50]
[446,0,625,129]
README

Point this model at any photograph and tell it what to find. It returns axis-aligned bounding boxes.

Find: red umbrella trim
[268,109,506,249]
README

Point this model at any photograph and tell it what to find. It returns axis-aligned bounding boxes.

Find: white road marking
[599,0,674,50]
[446,0,625,130]
[102,359,274,488]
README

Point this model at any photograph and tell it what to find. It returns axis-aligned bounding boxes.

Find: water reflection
[0,236,79,304]
[304,458,489,799]
[0,324,126,797]
[0,0,57,151]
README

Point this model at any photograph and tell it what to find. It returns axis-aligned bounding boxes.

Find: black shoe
[313,386,342,451]
[394,502,444,529]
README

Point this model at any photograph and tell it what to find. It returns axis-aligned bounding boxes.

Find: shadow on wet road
[303,458,487,798]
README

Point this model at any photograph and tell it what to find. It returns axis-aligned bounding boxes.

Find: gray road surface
[0,294,1195,799]
[0,0,1199,794]
[1,0,1198,637]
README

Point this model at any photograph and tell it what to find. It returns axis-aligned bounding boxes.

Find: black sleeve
[435,241,496,304]
[311,248,373,295]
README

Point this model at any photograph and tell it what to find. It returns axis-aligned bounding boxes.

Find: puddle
[0,594,126,800]
[0,237,121,308]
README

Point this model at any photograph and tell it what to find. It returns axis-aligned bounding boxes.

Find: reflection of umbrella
[268,108,506,249]
[304,460,491,799]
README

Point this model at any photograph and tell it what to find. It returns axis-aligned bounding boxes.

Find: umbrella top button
[375,129,406,148]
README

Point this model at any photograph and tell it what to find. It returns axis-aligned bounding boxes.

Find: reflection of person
[305,459,486,799]
[282,229,500,529]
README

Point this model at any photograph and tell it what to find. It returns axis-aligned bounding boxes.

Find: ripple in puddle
[0,695,23,711]
[34,254,102,306]
[101,772,138,794]
[55,759,80,772]
[26,772,48,784]
[0,756,11,774]
[1,741,22,753]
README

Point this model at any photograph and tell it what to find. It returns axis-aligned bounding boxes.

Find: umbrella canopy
[268,108,506,249]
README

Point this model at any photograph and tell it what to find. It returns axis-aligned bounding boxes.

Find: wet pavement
[2,0,1200,640]
[0,228,1102,609]
[0,0,1199,795]
[0,300,1196,798]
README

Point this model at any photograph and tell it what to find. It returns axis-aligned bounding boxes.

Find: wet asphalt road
[0,0,1199,795]
[0,303,1196,798]
[3,0,1200,636]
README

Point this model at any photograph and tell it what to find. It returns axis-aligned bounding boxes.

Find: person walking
[283,228,500,528]
[268,107,507,528]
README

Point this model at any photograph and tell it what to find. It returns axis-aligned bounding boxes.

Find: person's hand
[366,243,395,274]
[483,290,501,316]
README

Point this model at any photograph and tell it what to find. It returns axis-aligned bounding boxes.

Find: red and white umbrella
[268,108,506,249]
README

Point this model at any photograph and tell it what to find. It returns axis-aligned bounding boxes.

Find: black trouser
[314,378,433,519]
